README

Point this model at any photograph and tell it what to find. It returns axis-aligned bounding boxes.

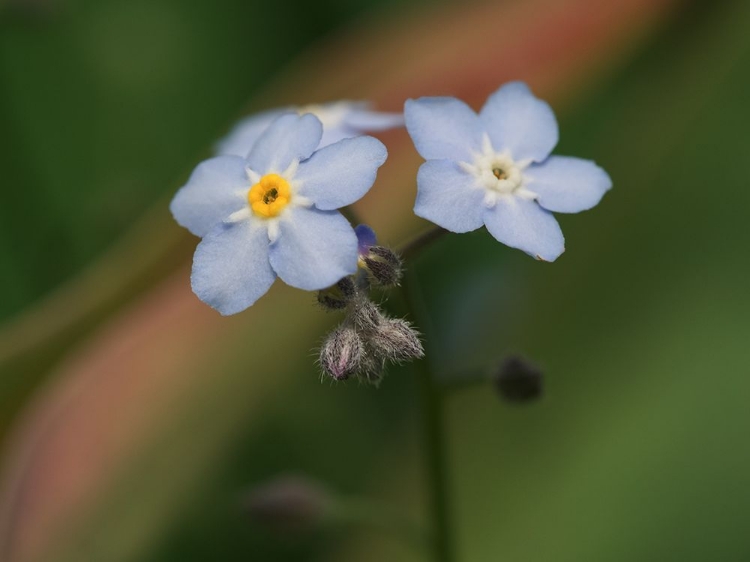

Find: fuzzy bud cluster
[317,227,422,385]
[318,295,423,385]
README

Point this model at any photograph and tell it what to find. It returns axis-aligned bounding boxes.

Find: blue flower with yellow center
[170,113,387,315]
[404,81,612,261]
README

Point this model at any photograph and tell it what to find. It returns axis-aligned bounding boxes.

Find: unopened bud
[317,277,357,310]
[355,224,377,254]
[241,474,331,533]
[369,246,401,267]
[369,318,424,362]
[362,246,403,287]
[494,355,543,403]
[350,297,385,333]
[319,325,364,380]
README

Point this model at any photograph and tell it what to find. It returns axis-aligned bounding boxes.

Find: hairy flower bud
[369,318,424,362]
[494,355,543,403]
[319,325,364,381]
[317,276,357,310]
[241,474,330,533]
[318,290,423,385]
[362,245,403,287]
[350,297,385,333]
[370,245,401,267]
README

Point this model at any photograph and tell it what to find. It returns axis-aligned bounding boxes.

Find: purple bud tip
[354,224,377,256]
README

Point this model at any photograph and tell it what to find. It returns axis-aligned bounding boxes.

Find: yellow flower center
[248,174,291,218]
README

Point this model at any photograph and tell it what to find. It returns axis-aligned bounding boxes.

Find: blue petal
[479,81,558,162]
[318,116,403,149]
[414,159,485,233]
[298,101,360,149]
[318,103,404,148]
[295,136,387,210]
[214,109,286,157]
[319,129,357,150]
[344,108,405,131]
[191,219,276,315]
[269,207,358,290]
[526,156,612,213]
[404,97,484,161]
[482,197,564,261]
[246,113,323,174]
[170,156,249,237]
[355,224,377,254]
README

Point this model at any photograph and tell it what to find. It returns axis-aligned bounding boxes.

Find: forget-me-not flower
[170,113,387,315]
[404,81,612,261]
[217,101,404,157]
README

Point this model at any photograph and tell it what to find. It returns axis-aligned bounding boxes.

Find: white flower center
[460,134,537,208]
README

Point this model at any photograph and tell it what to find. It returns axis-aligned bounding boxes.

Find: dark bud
[319,325,364,380]
[369,245,401,267]
[494,355,544,403]
[362,246,403,287]
[369,318,424,363]
[241,474,331,533]
[317,276,357,310]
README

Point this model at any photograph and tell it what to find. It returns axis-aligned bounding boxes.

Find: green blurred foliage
[4,0,750,561]
[0,0,424,321]
[0,0,434,473]
[420,3,750,562]
[94,1,750,560]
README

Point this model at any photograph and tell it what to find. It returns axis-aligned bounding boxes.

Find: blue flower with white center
[217,101,404,157]
[404,81,612,261]
[170,113,388,315]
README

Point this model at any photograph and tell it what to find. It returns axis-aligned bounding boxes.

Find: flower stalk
[402,267,456,562]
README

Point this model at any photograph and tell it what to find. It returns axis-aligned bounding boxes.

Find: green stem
[402,269,455,562]
[416,356,454,562]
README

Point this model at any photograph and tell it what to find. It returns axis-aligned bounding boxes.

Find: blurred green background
[2,0,750,561]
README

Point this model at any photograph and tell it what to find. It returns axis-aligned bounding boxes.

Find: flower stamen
[468,139,526,194]
[263,187,279,204]
[249,173,291,218]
